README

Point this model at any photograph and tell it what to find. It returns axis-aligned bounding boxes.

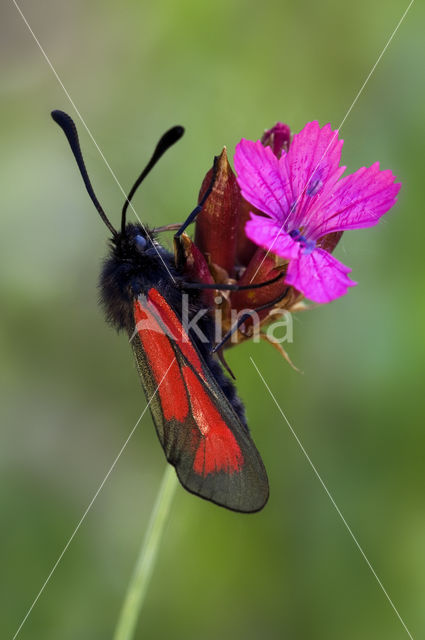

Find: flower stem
[113,465,178,640]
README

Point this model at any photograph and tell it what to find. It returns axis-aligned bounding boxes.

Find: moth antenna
[51,110,118,237]
[121,125,184,235]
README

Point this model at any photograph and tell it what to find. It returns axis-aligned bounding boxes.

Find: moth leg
[174,156,219,269]
[212,312,253,353]
[180,270,285,292]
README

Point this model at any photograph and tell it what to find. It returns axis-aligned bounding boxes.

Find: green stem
[113,465,178,640]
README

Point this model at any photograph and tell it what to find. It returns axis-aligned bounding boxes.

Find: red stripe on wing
[147,288,205,381]
[134,300,189,422]
[182,366,244,476]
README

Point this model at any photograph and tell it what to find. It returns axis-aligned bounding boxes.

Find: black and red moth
[52,110,272,512]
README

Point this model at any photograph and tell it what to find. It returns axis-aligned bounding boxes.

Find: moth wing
[130,289,269,512]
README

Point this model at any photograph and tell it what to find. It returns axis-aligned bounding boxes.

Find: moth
[52,110,284,512]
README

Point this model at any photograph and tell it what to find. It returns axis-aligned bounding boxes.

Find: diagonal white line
[250,356,414,640]
[11,360,175,640]
[11,0,177,283]
[250,0,415,282]
[326,0,415,143]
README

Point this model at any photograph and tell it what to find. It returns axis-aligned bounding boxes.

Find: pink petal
[234,139,292,221]
[245,213,299,260]
[285,121,345,228]
[285,247,357,303]
[309,163,401,239]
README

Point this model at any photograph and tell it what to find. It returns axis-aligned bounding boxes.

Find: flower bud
[195,147,240,278]
[261,122,291,158]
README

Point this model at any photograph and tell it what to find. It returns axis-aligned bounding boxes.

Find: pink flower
[234,121,401,303]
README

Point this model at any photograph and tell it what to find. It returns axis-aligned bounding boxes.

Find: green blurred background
[2,1,424,638]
